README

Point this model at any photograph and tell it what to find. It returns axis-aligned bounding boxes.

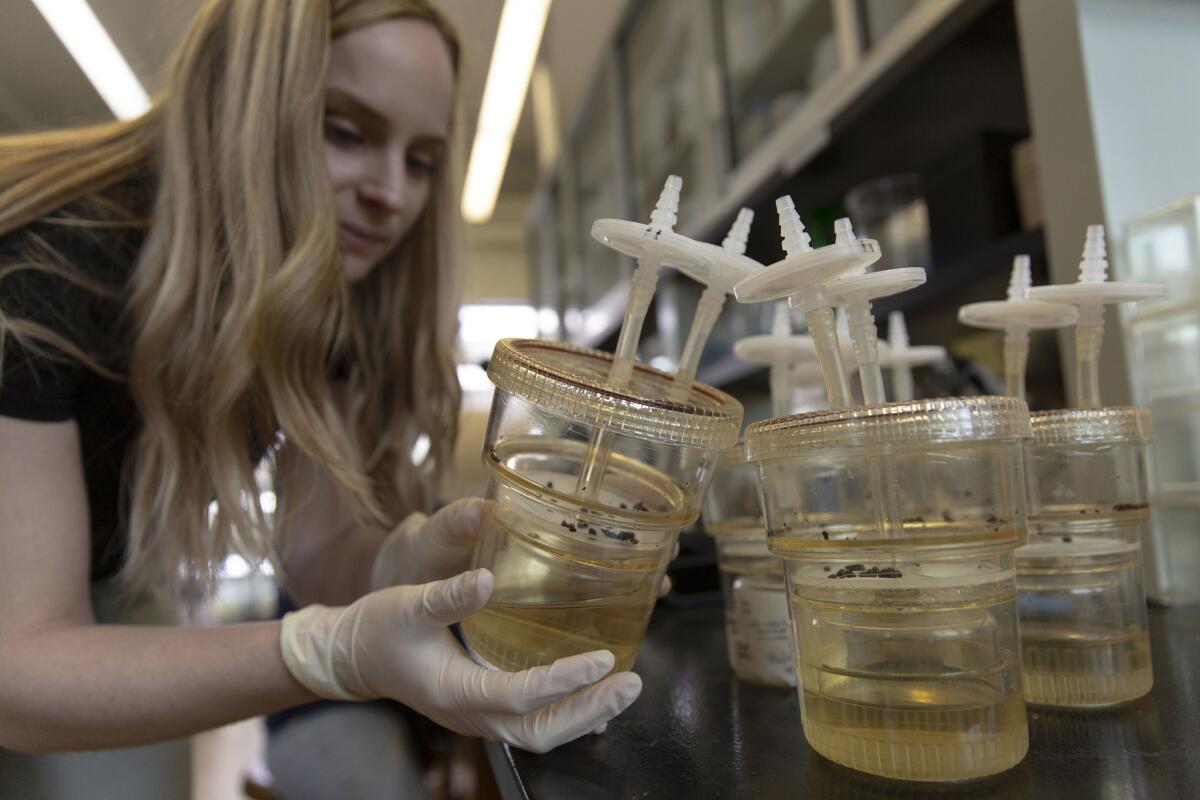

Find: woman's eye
[324,120,364,148]
[407,154,438,176]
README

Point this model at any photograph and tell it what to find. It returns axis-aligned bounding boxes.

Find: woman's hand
[280,570,642,753]
[370,498,485,590]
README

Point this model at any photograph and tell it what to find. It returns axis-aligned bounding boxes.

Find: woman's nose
[358,153,408,213]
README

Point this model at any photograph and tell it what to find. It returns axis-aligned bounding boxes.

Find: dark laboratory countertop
[485,602,1200,800]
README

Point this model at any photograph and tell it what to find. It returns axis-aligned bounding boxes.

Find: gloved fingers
[454,650,616,715]
[404,568,494,627]
[423,497,485,551]
[499,671,643,754]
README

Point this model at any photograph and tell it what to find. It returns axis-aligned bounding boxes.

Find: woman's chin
[340,251,376,284]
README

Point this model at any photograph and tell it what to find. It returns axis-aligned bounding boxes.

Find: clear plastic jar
[703,445,795,688]
[1018,407,1155,707]
[746,397,1031,782]
[1145,497,1200,606]
[461,339,742,673]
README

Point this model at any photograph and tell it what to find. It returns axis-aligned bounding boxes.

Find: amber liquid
[801,671,1027,782]
[461,594,651,672]
[462,498,666,673]
[787,537,1029,781]
[1017,506,1154,706]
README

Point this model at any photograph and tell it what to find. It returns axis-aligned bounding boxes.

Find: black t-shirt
[0,183,148,581]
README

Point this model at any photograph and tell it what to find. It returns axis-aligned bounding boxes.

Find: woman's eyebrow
[325,87,388,134]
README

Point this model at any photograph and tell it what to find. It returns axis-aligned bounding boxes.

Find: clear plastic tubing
[766,303,795,418]
[1027,226,1164,409]
[887,311,916,402]
[464,339,742,673]
[733,198,877,411]
[1018,408,1155,707]
[782,210,854,409]
[883,310,946,403]
[576,176,698,499]
[669,208,760,396]
[702,444,795,688]
[746,397,1032,782]
[958,255,1078,401]
[822,222,926,407]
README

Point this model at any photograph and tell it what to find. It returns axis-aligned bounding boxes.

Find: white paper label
[729,578,796,687]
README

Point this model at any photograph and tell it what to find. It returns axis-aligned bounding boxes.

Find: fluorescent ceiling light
[31,0,150,120]
[461,0,552,223]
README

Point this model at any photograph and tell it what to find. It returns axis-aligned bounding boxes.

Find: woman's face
[323,19,455,283]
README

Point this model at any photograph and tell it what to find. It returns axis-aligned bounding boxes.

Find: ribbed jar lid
[1030,406,1152,444]
[745,396,1030,460]
[488,339,743,449]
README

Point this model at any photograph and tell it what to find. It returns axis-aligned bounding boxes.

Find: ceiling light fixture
[31,0,150,120]
[461,0,552,224]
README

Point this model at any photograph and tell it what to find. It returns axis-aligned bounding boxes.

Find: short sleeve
[1,330,83,421]
[0,233,94,422]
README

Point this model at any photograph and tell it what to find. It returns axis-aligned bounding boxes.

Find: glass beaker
[703,444,795,688]
[746,397,1031,782]
[1018,407,1155,707]
[461,339,742,673]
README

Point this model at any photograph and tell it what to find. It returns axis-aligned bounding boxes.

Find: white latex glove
[370,498,485,591]
[281,568,643,753]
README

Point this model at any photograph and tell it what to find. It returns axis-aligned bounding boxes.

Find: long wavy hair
[0,0,463,597]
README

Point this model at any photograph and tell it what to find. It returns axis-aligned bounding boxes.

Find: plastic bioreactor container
[1018,407,1155,707]
[746,397,1032,782]
[703,444,795,688]
[462,339,742,673]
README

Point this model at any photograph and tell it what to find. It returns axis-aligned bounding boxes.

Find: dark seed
[902,517,924,524]
[823,566,831,572]
[1061,535,1073,543]
[942,512,955,523]
[489,451,500,462]
[547,481,554,490]
[878,569,902,579]
[821,531,830,540]
[633,501,649,512]
[1080,509,1088,514]
[1113,503,1144,512]
[620,503,628,510]
[630,537,639,544]
[845,564,865,572]
[984,514,999,524]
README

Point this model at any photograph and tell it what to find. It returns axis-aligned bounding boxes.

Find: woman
[0,1,640,796]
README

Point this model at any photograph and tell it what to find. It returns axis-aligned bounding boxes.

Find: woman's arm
[0,417,313,753]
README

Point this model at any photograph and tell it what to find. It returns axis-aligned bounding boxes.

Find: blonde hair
[0,0,463,597]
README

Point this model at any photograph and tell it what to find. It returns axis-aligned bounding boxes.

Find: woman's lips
[339,224,386,255]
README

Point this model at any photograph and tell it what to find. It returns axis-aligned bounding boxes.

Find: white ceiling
[0,0,624,196]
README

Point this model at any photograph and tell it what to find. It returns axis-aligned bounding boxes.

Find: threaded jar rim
[488,339,743,449]
[1030,405,1152,444]
[745,396,1031,460]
